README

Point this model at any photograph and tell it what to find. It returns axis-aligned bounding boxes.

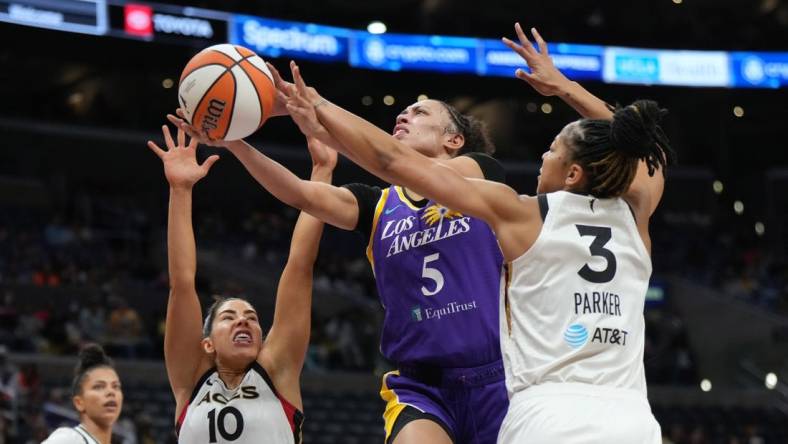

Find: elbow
[169,272,196,292]
[285,256,318,274]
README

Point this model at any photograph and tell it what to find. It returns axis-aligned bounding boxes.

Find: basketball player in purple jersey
[168,92,509,442]
[280,23,674,443]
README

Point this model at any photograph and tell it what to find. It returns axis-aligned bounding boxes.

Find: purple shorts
[380,360,508,444]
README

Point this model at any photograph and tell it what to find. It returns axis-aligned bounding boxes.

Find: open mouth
[104,400,118,408]
[233,330,253,344]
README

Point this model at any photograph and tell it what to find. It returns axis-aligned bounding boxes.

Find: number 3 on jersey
[576,225,617,283]
[208,407,243,442]
[421,253,444,296]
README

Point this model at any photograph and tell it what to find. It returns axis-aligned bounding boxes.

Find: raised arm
[283,64,533,260]
[147,125,218,420]
[503,23,612,120]
[261,137,333,403]
[167,112,360,231]
[504,24,666,217]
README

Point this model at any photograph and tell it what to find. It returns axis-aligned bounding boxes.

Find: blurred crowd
[1,191,786,443]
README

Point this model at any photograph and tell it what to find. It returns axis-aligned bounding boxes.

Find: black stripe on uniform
[251,362,304,444]
[537,193,549,221]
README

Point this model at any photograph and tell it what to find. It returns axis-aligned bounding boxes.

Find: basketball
[177,44,276,141]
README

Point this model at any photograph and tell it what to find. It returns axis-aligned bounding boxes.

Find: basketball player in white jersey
[277,23,676,443]
[43,344,122,444]
[147,125,335,443]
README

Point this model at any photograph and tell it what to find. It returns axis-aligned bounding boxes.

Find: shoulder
[342,183,383,204]
[42,428,82,444]
[452,153,506,183]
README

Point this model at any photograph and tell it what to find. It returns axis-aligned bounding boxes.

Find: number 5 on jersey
[421,253,444,296]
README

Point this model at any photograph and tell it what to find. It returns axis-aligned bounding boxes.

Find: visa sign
[233,15,348,62]
[604,48,729,87]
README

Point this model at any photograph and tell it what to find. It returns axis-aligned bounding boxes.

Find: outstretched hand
[276,61,329,140]
[166,110,230,148]
[502,23,569,96]
[306,136,338,174]
[147,124,219,189]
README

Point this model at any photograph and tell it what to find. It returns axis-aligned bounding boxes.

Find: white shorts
[497,383,661,444]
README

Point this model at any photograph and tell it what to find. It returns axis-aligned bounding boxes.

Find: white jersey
[42,425,100,444]
[501,191,651,396]
[177,362,303,444]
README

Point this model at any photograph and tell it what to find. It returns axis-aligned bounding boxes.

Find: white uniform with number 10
[177,362,302,444]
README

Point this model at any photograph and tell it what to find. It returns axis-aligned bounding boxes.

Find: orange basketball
[178,44,276,141]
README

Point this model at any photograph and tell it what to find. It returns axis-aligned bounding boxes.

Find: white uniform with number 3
[498,191,661,443]
[177,362,302,444]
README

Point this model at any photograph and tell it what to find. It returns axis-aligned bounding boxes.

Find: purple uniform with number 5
[367,185,508,443]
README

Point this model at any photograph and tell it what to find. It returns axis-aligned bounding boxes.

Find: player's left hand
[167,110,230,148]
[502,23,569,96]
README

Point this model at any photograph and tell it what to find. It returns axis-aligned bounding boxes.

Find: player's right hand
[502,23,570,97]
[167,110,230,148]
[147,124,219,189]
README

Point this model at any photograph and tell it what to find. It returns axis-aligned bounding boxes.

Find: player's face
[537,127,573,194]
[207,299,263,365]
[393,100,460,159]
[74,367,123,427]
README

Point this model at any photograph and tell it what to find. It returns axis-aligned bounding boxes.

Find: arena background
[1,0,787,442]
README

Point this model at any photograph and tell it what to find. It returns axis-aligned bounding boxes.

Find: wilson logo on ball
[178,44,276,141]
[201,99,226,132]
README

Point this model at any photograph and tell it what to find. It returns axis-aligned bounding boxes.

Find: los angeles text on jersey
[381,216,472,257]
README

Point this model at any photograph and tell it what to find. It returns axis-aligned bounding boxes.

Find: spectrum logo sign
[124,4,152,37]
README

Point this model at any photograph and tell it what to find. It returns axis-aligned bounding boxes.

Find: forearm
[555,80,613,120]
[315,102,404,184]
[285,167,330,267]
[224,140,312,209]
[167,187,197,288]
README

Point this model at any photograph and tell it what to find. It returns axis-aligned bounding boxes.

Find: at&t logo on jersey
[564,324,588,348]
[564,323,629,349]
[381,204,471,258]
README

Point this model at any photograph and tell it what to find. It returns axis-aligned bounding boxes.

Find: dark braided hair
[437,101,496,156]
[562,99,676,198]
[203,297,246,337]
[71,344,114,396]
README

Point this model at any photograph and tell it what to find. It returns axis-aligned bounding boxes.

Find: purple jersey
[368,186,504,368]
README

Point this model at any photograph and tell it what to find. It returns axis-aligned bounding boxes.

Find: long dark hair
[562,99,676,198]
[71,344,114,396]
[202,297,248,337]
[437,101,496,156]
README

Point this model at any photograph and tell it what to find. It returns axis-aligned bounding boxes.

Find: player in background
[42,344,122,444]
[279,22,676,443]
[147,124,334,443]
